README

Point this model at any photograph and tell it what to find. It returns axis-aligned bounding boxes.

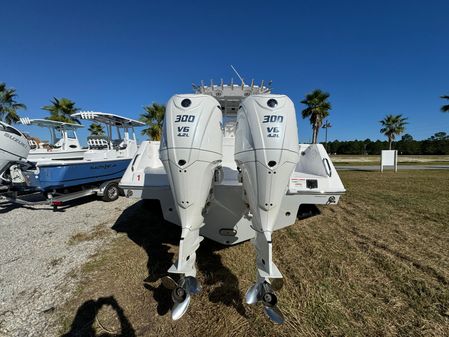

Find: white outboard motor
[235,95,299,323]
[159,94,223,319]
[0,122,30,185]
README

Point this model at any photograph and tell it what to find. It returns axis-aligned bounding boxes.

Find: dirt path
[0,196,136,337]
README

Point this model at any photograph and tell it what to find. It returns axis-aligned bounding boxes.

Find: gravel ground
[0,196,136,337]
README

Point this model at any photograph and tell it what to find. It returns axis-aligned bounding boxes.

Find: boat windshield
[66,129,77,139]
[50,128,63,145]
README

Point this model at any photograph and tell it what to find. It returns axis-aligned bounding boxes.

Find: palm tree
[301,89,332,144]
[322,120,332,151]
[88,123,105,136]
[441,95,449,112]
[379,114,408,150]
[140,103,165,141]
[42,97,80,123]
[0,82,27,124]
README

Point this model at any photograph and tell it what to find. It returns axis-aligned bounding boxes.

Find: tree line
[326,132,449,155]
[1,81,448,148]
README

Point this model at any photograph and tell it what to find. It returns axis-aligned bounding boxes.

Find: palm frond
[88,123,105,136]
[440,95,449,112]
[0,83,27,124]
[42,97,80,123]
[379,114,408,144]
[300,89,332,143]
[140,102,165,140]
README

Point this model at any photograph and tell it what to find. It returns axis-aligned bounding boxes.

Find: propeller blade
[264,305,285,324]
[171,292,191,320]
[185,276,201,294]
[161,275,178,290]
[245,283,261,305]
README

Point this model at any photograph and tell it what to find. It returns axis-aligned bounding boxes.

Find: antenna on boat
[230,65,245,85]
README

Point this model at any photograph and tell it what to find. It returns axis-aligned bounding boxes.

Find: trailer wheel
[102,182,120,202]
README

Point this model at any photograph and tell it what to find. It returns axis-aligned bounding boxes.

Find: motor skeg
[235,95,299,277]
[160,94,223,276]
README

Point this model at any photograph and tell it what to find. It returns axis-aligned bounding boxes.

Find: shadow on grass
[112,200,247,318]
[61,200,318,334]
[61,296,136,337]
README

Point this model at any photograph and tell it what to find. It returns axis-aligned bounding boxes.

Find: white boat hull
[27,149,87,161]
[120,141,345,245]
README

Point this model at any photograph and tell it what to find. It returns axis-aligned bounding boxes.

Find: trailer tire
[102,182,120,202]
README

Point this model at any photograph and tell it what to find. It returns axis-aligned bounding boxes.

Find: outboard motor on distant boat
[234,95,299,323]
[0,121,31,186]
[159,94,223,320]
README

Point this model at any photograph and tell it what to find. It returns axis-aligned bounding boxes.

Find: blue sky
[1,0,448,143]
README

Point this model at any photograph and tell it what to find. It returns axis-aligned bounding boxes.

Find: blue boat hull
[25,159,132,191]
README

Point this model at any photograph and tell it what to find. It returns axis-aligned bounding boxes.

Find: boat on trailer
[23,111,144,193]
[1,112,144,209]
[120,79,346,323]
[19,118,86,161]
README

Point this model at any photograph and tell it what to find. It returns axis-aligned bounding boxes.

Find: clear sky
[1,0,448,143]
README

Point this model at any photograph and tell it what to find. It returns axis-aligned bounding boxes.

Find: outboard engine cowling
[0,122,30,185]
[159,94,223,319]
[235,95,299,323]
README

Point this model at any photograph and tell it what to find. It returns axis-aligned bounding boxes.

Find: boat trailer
[0,179,122,211]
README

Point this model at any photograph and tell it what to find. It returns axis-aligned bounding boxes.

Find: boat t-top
[19,117,85,161]
[23,111,144,193]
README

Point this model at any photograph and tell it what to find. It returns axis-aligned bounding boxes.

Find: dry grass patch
[57,171,449,337]
[67,224,111,246]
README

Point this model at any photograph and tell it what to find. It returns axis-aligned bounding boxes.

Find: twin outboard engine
[159,93,300,323]
[121,81,346,323]
[159,94,223,319]
[235,95,299,323]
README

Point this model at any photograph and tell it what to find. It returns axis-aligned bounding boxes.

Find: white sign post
[380,150,398,172]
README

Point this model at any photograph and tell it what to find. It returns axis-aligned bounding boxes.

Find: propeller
[261,282,284,324]
[245,279,285,324]
[245,282,261,305]
[160,275,201,320]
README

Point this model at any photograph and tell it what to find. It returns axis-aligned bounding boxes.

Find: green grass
[57,170,449,337]
[335,161,449,166]
[331,155,449,166]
